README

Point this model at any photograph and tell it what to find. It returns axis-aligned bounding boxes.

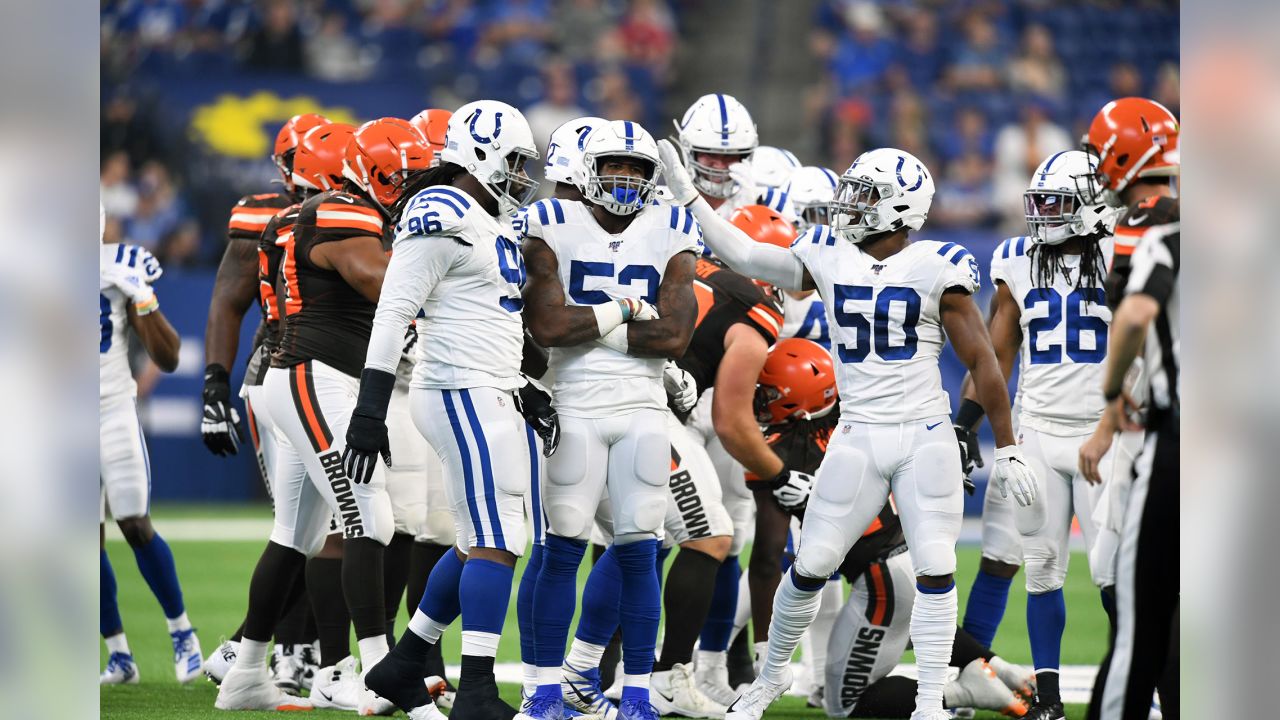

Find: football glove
[728,162,757,205]
[342,368,396,484]
[767,469,814,512]
[992,445,1038,507]
[516,379,559,457]
[620,297,660,322]
[201,364,245,457]
[657,139,700,206]
[954,424,982,495]
[663,361,698,413]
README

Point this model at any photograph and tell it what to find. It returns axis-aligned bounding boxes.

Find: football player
[216,119,434,713]
[99,211,203,685]
[519,121,699,720]
[749,145,803,219]
[953,150,1128,720]
[755,339,1032,719]
[198,114,332,691]
[344,101,542,720]
[674,93,761,221]
[659,140,1039,720]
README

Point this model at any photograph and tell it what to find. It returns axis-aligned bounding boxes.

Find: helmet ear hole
[1115,153,1129,167]
[475,147,487,162]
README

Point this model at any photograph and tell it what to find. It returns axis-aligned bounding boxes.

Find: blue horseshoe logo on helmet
[895,155,924,192]
[468,109,503,144]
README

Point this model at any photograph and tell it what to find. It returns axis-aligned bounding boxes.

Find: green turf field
[101,504,1102,719]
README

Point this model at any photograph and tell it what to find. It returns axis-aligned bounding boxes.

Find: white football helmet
[1024,149,1118,245]
[675,93,758,199]
[750,146,801,191]
[786,166,839,232]
[581,120,660,216]
[441,100,540,215]
[543,116,607,187]
[830,148,935,243]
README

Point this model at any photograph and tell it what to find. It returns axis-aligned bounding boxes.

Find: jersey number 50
[832,284,920,363]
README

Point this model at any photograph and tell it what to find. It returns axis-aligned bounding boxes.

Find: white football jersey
[523,198,702,417]
[780,291,830,346]
[790,227,980,423]
[370,186,526,392]
[100,245,135,400]
[989,235,1115,433]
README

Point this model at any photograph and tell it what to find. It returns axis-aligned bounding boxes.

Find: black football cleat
[363,652,433,712]
[1024,699,1066,720]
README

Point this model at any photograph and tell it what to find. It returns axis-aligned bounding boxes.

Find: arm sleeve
[364,236,462,374]
[685,197,807,290]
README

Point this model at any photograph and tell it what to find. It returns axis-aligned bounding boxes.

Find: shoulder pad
[228,192,291,240]
[310,191,384,237]
[994,236,1030,260]
[530,197,569,227]
[794,224,835,248]
[758,186,790,214]
[932,240,977,267]
[399,186,475,238]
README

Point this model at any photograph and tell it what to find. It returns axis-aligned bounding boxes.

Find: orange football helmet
[1082,97,1179,202]
[755,338,837,424]
[730,204,798,248]
[292,123,356,193]
[342,118,435,209]
[409,109,452,167]
[273,113,329,189]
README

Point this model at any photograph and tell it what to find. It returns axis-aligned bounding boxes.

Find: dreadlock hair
[387,161,468,222]
[1028,232,1108,296]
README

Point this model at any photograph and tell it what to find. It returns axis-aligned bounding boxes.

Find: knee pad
[792,519,844,580]
[1020,537,1064,593]
[908,539,957,578]
[616,433,668,537]
[545,501,594,541]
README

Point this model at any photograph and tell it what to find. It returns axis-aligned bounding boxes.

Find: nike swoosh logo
[925,421,942,430]
[1126,214,1148,226]
[318,690,334,702]
[653,688,676,702]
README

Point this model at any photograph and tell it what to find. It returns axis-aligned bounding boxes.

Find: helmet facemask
[1024,189,1084,245]
[685,147,752,199]
[830,174,898,243]
[480,147,540,215]
[794,202,832,232]
[585,154,657,216]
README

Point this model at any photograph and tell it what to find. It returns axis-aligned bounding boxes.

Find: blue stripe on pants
[459,389,505,550]
[442,390,486,548]
[526,423,543,545]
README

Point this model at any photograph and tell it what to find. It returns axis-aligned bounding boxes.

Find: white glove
[620,297,660,322]
[657,139,699,206]
[728,161,756,203]
[663,361,697,413]
[104,265,156,304]
[992,446,1038,507]
[770,469,814,511]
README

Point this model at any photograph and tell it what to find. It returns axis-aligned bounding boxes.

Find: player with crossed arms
[657,139,1039,720]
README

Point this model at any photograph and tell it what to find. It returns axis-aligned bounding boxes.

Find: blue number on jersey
[1025,287,1108,364]
[495,235,526,312]
[568,260,660,305]
[832,284,921,363]
[796,300,830,347]
[100,293,112,353]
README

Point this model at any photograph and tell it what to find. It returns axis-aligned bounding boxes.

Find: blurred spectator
[101,92,164,168]
[421,0,485,63]
[945,13,1007,92]
[526,59,588,153]
[893,9,942,89]
[613,0,676,80]
[931,152,998,229]
[1153,62,1180,116]
[123,162,186,251]
[1079,61,1145,126]
[1008,24,1066,100]
[937,106,993,163]
[590,65,642,123]
[483,0,553,65]
[101,151,139,220]
[993,98,1073,232]
[243,0,304,72]
[306,11,371,81]
[156,220,202,269]
[829,3,897,96]
[553,0,614,63]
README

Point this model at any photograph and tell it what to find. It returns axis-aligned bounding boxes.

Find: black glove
[954,424,982,496]
[516,380,559,457]
[202,364,245,457]
[342,369,395,484]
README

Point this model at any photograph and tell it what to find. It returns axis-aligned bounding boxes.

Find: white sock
[408,609,448,644]
[522,663,538,696]
[807,582,842,677]
[105,633,131,656]
[165,612,192,634]
[910,585,958,712]
[761,573,822,684]
[461,630,500,658]
[695,649,725,670]
[235,638,269,670]
[565,639,606,670]
[357,635,389,674]
[622,673,650,690]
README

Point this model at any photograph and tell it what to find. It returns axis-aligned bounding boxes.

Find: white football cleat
[100,652,140,685]
[724,666,791,720]
[309,656,361,711]
[298,642,320,691]
[171,629,204,684]
[989,656,1037,704]
[214,664,311,711]
[204,639,238,685]
[273,644,305,693]
[358,686,397,716]
[408,702,450,720]
[908,710,953,720]
[694,652,738,708]
[651,663,727,718]
[946,659,1029,717]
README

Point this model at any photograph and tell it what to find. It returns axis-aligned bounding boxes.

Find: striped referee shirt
[1125,222,1180,414]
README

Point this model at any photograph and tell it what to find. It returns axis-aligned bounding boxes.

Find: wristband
[954,398,985,429]
[134,295,159,316]
[1103,388,1122,402]
[354,367,397,421]
[592,300,627,337]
